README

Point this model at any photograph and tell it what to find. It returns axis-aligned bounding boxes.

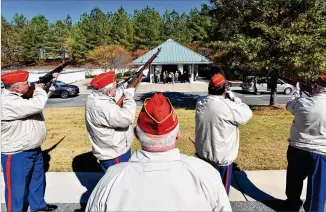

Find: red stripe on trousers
[6,155,12,212]
[225,165,230,193]
[115,157,120,164]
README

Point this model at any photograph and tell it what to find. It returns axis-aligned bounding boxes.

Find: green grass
[42,106,293,172]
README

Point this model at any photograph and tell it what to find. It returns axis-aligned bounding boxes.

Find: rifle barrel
[116,48,161,107]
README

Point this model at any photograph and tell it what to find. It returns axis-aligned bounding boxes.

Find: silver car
[242,76,294,95]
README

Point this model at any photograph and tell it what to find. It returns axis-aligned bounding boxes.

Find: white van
[242,76,294,95]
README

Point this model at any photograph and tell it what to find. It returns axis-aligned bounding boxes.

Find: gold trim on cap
[212,75,223,82]
[143,96,176,124]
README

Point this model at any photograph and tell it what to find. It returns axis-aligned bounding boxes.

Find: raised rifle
[22,60,71,99]
[116,48,161,107]
[278,76,313,97]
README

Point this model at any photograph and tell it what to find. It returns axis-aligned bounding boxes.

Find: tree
[133,7,163,49]
[20,15,49,64]
[66,25,88,63]
[187,8,211,43]
[87,44,132,72]
[77,8,110,51]
[44,20,71,60]
[161,10,192,43]
[209,0,326,105]
[132,49,150,59]
[1,16,16,66]
[109,7,134,49]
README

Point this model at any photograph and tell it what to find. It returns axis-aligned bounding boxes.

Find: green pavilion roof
[132,39,212,65]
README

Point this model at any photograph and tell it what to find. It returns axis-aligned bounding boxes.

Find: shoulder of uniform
[106,162,130,173]
[180,154,219,175]
[99,162,130,182]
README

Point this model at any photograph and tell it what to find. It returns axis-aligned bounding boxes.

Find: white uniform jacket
[286,91,326,155]
[85,88,137,160]
[195,95,252,166]
[86,148,232,212]
[1,87,48,154]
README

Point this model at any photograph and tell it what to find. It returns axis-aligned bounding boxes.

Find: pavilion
[131,39,212,83]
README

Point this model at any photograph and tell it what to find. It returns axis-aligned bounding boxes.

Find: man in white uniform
[1,70,58,212]
[86,93,232,211]
[195,73,252,195]
[85,71,136,172]
[284,74,326,212]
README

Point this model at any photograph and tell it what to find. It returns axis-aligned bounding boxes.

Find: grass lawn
[42,106,293,172]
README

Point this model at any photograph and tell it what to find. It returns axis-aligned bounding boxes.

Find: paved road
[46,91,293,108]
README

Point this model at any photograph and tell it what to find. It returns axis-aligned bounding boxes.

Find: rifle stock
[116,48,161,107]
[22,60,71,99]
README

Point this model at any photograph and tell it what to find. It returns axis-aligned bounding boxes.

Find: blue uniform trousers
[1,147,47,212]
[286,145,326,212]
[195,153,233,195]
[215,163,233,195]
[99,149,131,172]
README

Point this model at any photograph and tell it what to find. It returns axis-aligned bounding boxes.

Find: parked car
[242,76,294,95]
[31,80,79,98]
[52,80,79,98]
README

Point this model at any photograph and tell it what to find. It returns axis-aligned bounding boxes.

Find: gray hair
[96,83,114,96]
[4,82,21,90]
[135,124,179,150]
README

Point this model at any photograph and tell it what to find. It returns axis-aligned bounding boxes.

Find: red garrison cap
[137,93,178,135]
[316,74,326,87]
[209,73,226,88]
[1,70,29,85]
[90,71,116,90]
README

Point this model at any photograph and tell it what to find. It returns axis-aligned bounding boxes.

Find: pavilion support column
[194,64,198,81]
[190,64,194,83]
[149,65,154,83]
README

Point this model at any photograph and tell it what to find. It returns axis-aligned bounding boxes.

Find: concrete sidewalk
[72,79,210,94]
[71,79,242,94]
[1,170,307,204]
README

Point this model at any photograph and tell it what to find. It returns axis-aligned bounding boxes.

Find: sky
[1,0,209,24]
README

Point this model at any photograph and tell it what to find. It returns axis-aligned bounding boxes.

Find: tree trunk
[269,75,278,106]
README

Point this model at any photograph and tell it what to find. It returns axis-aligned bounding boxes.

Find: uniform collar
[3,89,21,96]
[207,94,226,99]
[313,92,326,97]
[129,148,181,163]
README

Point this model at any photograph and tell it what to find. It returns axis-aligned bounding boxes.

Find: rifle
[278,76,313,97]
[22,60,71,99]
[116,48,161,107]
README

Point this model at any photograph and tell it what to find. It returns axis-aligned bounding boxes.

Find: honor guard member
[86,93,232,212]
[1,70,58,212]
[284,74,326,212]
[85,71,136,172]
[195,73,252,195]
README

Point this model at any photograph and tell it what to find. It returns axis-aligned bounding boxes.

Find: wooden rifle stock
[22,60,71,99]
[116,48,161,107]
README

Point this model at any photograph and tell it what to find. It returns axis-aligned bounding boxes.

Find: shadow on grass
[232,163,284,211]
[42,136,65,172]
[136,92,202,109]
[72,152,103,211]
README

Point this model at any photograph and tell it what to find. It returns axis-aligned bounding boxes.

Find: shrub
[86,74,97,78]
[124,71,133,76]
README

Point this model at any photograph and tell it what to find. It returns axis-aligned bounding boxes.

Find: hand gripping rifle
[22,60,71,99]
[116,48,161,107]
